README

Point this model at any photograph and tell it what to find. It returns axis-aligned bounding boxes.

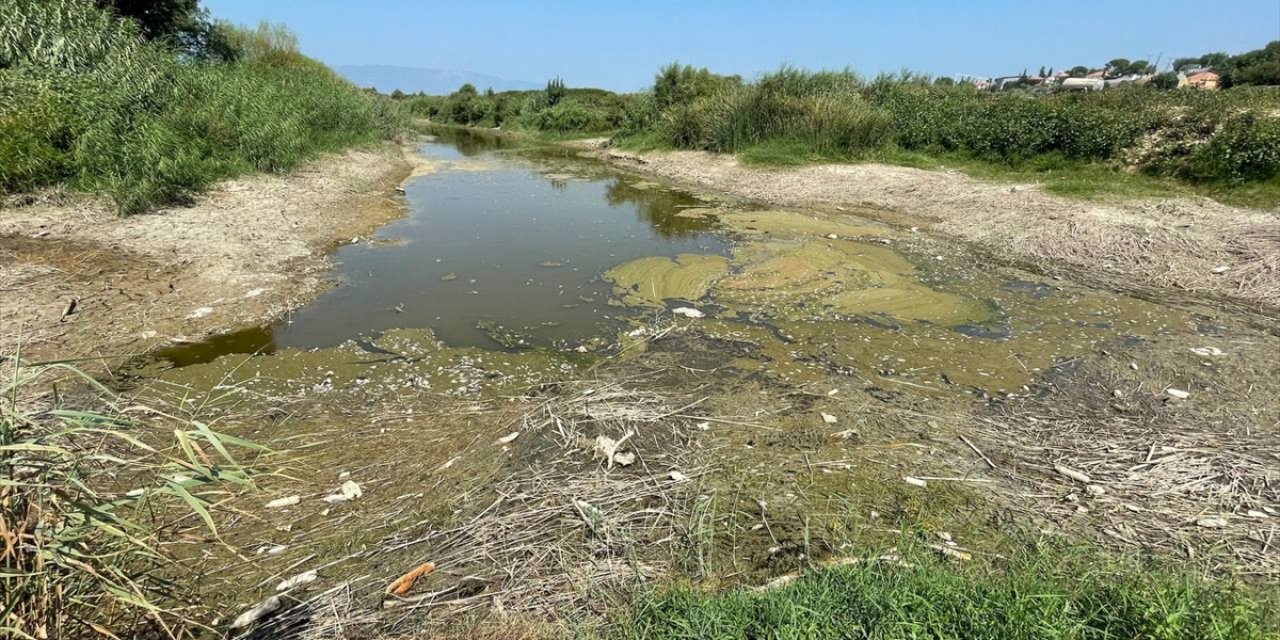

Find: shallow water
[146,128,1195,399]
[155,128,726,364]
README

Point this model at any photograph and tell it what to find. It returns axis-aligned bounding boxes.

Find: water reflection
[604,178,716,239]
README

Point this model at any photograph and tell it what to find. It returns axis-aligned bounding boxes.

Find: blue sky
[205,0,1280,91]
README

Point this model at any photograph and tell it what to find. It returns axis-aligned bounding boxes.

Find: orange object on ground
[386,562,436,596]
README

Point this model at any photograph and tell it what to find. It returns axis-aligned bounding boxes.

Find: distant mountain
[334,65,541,95]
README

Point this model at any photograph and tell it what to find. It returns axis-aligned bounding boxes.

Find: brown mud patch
[577,142,1280,314]
[0,142,414,362]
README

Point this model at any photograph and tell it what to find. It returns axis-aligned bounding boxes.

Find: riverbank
[8,128,1277,639]
[0,142,413,362]
[572,140,1280,315]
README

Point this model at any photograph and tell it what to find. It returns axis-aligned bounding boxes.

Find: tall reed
[1,351,265,638]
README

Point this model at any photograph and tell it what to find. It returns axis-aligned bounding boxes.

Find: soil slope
[0,142,413,361]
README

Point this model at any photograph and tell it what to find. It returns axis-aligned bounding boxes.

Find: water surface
[158,128,726,364]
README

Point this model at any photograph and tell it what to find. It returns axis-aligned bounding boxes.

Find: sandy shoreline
[0,141,413,362]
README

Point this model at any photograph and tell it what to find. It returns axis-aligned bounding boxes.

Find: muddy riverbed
[69,128,1280,635]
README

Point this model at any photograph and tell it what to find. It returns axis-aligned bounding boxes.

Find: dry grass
[968,339,1280,574]
[232,374,714,639]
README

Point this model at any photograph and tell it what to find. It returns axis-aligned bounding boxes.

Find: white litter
[496,431,520,445]
[903,476,928,487]
[265,496,300,509]
[188,307,213,319]
[1054,464,1092,484]
[231,596,281,629]
[668,471,689,482]
[820,412,838,424]
[1166,388,1191,400]
[276,570,317,592]
[672,307,704,318]
[321,480,363,503]
[594,432,636,469]
[1189,347,1226,357]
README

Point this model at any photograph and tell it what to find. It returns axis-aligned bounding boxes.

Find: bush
[0,0,404,213]
[527,99,609,133]
[651,66,892,159]
[1191,113,1280,183]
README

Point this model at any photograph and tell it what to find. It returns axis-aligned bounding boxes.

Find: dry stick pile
[249,379,710,638]
[972,369,1280,575]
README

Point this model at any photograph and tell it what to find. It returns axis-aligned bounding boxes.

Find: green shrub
[0,0,404,213]
[527,99,609,133]
[1192,113,1280,183]
[650,67,891,159]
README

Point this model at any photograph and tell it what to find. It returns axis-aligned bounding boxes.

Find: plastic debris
[594,432,635,469]
[1054,464,1092,484]
[266,496,300,509]
[1189,347,1226,357]
[276,570,317,592]
[672,307,704,318]
[231,596,281,629]
[322,480,363,503]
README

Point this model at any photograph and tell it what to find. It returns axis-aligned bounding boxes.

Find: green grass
[610,543,1279,640]
[738,139,842,167]
[0,1,404,214]
[872,148,1280,207]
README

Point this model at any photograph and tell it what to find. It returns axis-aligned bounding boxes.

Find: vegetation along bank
[2,2,1279,637]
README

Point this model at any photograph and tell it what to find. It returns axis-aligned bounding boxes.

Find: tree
[934,76,956,86]
[545,76,566,107]
[390,89,405,100]
[95,0,221,57]
[1105,58,1130,78]
[1038,65,1046,77]
[1174,52,1229,71]
[1125,60,1152,75]
[1068,66,1090,77]
[1226,40,1280,86]
[1152,71,1179,89]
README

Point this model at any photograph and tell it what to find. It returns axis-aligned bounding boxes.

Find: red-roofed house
[1179,70,1221,90]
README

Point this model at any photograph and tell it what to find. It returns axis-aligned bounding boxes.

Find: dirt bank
[577,142,1280,314]
[0,142,413,362]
